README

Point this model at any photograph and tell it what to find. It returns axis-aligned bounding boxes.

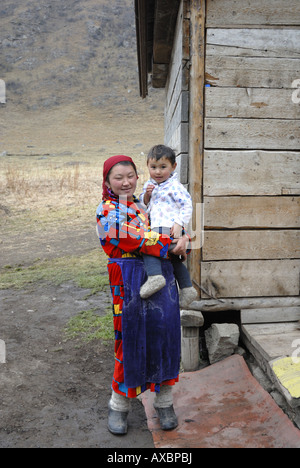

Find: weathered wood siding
[202,0,300,298]
[164,0,300,299]
[164,1,189,184]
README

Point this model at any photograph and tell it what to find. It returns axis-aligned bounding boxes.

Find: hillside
[0,1,165,449]
[0,0,164,155]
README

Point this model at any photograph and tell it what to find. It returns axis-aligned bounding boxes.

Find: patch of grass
[64,308,114,343]
[0,249,109,292]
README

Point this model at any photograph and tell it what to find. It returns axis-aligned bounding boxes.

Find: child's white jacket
[139,172,193,229]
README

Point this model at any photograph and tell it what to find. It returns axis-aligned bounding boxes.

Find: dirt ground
[0,0,167,448]
[0,116,162,447]
[0,235,154,448]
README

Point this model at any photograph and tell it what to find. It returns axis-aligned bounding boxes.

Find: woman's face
[106,163,138,201]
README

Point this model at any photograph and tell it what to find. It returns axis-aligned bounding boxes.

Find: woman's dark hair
[106,161,138,182]
[147,145,177,165]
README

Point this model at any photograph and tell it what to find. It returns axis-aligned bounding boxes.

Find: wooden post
[182,327,200,372]
[181,309,204,371]
[188,0,206,295]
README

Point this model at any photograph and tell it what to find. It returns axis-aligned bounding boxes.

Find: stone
[205,323,239,364]
[180,309,204,327]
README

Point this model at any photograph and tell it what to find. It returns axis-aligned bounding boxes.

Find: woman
[96,155,188,435]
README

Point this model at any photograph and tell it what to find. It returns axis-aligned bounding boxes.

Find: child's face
[148,157,177,184]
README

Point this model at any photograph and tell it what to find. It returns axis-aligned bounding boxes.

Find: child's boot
[140,275,166,299]
[179,286,198,308]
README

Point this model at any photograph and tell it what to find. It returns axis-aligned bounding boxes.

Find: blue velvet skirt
[108,257,181,395]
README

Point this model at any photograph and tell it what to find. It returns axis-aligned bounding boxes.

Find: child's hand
[144,184,155,205]
[170,223,183,239]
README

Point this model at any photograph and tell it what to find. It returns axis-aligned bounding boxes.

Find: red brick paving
[142,355,300,448]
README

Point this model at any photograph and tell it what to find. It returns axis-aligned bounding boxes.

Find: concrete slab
[142,355,300,448]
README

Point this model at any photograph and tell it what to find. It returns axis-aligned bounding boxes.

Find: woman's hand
[170,222,183,239]
[171,235,189,260]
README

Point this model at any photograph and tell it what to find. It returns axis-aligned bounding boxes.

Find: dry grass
[0,142,157,238]
[0,154,100,232]
[0,0,165,242]
[2,158,97,202]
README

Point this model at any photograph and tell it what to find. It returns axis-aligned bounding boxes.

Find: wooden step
[241,321,300,410]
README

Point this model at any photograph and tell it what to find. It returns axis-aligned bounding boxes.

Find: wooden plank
[174,152,188,184]
[201,260,300,298]
[166,65,188,131]
[164,2,189,155]
[165,90,189,139]
[241,323,300,361]
[188,0,206,293]
[204,197,300,229]
[206,0,300,27]
[205,56,300,88]
[205,88,300,119]
[205,118,300,150]
[241,307,300,324]
[203,230,300,261]
[165,122,189,154]
[206,28,300,58]
[203,151,300,196]
[165,65,184,123]
[165,3,188,110]
[166,55,181,110]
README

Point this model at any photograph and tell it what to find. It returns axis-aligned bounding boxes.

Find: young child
[139,145,197,308]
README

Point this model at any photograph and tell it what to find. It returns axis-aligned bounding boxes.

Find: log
[190,297,300,312]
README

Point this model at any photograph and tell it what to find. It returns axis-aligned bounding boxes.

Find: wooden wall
[202,0,300,298]
[164,0,300,300]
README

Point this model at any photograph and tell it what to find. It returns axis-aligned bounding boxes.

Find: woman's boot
[154,385,178,431]
[108,391,130,435]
